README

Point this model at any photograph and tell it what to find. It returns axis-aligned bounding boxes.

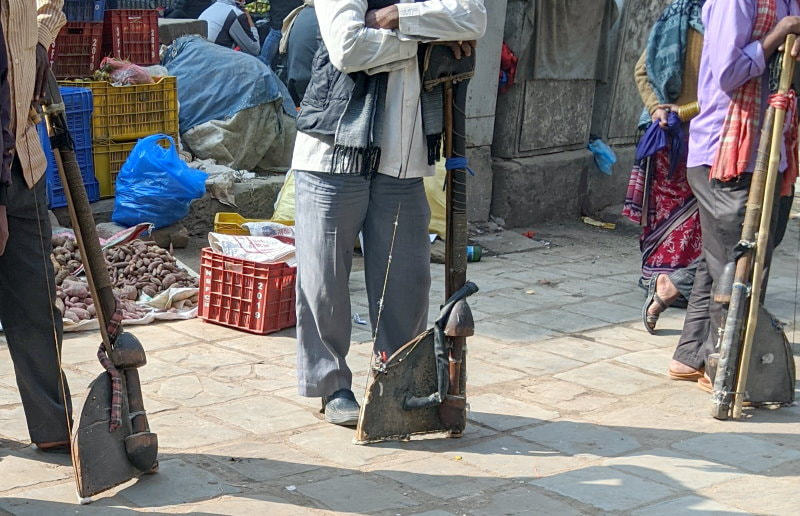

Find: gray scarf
[331,1,443,175]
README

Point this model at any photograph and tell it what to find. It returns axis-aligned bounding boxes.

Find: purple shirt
[687,0,800,171]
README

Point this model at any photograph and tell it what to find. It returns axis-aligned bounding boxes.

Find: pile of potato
[104,240,198,299]
[57,279,151,323]
[51,238,198,322]
[51,235,83,286]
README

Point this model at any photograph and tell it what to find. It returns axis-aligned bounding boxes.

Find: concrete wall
[488,0,670,227]
[593,0,671,145]
[465,0,507,222]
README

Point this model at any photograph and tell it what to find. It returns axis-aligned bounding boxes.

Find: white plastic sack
[208,232,296,267]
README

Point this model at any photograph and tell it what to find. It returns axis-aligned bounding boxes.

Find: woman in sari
[623,0,705,337]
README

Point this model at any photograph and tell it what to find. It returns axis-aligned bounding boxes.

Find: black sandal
[642,273,669,334]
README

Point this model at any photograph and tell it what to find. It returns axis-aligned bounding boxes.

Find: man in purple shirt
[670,0,800,385]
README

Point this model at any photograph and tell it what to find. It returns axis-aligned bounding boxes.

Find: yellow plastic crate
[92,135,176,197]
[214,212,294,236]
[60,77,179,141]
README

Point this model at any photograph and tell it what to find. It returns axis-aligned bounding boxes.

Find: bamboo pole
[732,34,797,418]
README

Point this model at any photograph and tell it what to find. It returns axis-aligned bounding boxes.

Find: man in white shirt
[292,0,486,426]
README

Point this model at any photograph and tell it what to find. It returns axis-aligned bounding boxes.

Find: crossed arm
[316,0,487,74]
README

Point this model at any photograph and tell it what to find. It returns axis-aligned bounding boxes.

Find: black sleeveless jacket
[295,0,403,138]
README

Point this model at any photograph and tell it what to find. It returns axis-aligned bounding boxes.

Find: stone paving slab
[119,459,240,507]
[470,486,584,515]
[530,465,678,512]
[467,393,559,431]
[205,442,320,482]
[523,336,629,363]
[1,221,799,515]
[375,456,509,500]
[487,345,584,377]
[514,421,641,458]
[697,473,800,514]
[171,495,319,516]
[295,474,419,513]
[0,451,70,493]
[603,448,745,490]
[631,495,749,515]
[554,361,669,396]
[672,433,800,473]
[515,309,611,333]
[450,435,594,480]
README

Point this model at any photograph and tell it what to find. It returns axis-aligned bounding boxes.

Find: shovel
[41,72,158,502]
[354,44,478,444]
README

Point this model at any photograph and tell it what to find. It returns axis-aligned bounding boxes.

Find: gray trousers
[668,258,699,302]
[0,159,72,443]
[673,166,780,370]
[294,171,431,398]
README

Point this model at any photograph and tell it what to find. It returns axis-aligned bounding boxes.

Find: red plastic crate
[103,9,159,65]
[198,248,297,335]
[49,22,103,79]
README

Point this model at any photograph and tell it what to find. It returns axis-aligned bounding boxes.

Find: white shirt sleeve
[396,0,487,41]
[315,0,419,73]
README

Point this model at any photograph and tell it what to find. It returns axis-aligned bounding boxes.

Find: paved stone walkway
[0,220,798,515]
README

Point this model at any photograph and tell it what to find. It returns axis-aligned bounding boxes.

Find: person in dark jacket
[258,0,303,69]
[279,3,318,106]
[165,0,213,18]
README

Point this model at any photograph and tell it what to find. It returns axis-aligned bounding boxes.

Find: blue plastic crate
[60,87,93,150]
[36,122,100,209]
[64,0,106,21]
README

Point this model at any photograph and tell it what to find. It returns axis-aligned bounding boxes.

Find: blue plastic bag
[112,135,207,229]
[587,138,617,175]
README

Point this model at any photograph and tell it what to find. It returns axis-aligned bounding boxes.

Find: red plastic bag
[499,42,518,94]
[99,57,154,86]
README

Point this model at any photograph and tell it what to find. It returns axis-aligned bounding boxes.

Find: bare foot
[647,274,680,317]
[669,360,701,375]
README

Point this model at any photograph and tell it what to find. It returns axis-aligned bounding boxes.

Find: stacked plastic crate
[49,1,106,80]
[60,77,179,197]
[36,87,101,208]
[53,1,178,198]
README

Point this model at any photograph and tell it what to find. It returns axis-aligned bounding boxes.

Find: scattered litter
[453,456,463,461]
[353,313,368,325]
[581,216,616,230]
[286,485,297,492]
[538,279,558,287]
[501,447,509,451]
[522,230,536,239]
[525,289,535,295]
[429,233,438,243]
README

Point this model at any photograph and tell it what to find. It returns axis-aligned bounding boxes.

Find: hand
[445,40,477,60]
[767,16,800,59]
[34,43,50,102]
[0,205,8,257]
[651,104,678,127]
[365,6,399,30]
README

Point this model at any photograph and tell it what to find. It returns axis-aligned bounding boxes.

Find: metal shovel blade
[71,373,140,498]
[354,329,447,444]
[744,307,796,405]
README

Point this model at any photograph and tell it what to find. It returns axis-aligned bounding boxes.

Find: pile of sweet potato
[104,240,197,300]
